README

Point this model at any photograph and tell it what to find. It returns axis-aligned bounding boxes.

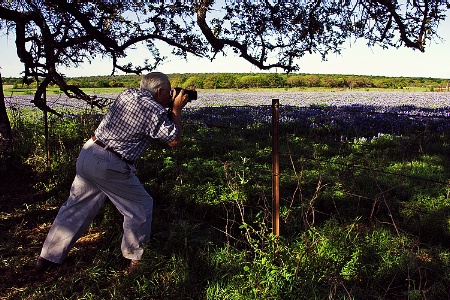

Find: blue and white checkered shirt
[94,88,178,161]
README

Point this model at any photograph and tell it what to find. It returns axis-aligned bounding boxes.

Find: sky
[1,11,449,79]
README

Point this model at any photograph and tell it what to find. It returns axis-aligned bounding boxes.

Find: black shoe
[34,256,58,273]
[127,259,142,274]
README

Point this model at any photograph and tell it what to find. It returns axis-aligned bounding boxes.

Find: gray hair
[140,72,170,92]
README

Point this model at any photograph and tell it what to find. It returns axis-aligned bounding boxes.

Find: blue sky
[1,12,449,79]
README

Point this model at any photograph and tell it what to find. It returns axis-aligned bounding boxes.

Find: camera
[170,87,197,101]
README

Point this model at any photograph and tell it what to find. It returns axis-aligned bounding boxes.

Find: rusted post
[43,89,50,168]
[272,99,280,236]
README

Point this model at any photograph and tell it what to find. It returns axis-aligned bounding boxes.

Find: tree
[0,0,448,138]
[286,75,307,88]
[265,73,285,88]
[0,72,12,148]
[238,75,265,88]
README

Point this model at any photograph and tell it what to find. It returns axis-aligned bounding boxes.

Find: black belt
[92,136,134,165]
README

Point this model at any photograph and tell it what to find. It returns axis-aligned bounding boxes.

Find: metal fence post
[272,99,280,236]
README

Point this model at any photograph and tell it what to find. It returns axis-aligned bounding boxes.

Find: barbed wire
[5,94,449,187]
[184,132,449,186]
[5,95,449,119]
[180,103,449,187]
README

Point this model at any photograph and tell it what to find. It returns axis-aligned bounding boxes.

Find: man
[34,72,189,273]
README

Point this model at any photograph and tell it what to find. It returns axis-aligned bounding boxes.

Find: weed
[1,93,450,299]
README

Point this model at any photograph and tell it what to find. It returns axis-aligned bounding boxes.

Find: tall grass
[1,95,449,299]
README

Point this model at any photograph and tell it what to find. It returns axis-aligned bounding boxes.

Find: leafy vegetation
[1,91,449,299]
[3,73,450,93]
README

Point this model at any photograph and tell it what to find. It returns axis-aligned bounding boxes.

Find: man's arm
[167,106,182,147]
[167,91,189,147]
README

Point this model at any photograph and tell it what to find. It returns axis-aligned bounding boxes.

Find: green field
[2,85,126,96]
[2,85,432,97]
[1,91,449,299]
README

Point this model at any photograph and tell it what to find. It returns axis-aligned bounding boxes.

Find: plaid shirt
[94,88,178,161]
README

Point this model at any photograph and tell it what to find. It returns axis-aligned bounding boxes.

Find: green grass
[2,86,126,96]
[1,107,449,299]
[2,85,432,96]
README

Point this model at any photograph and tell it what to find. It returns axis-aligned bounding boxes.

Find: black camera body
[171,87,197,101]
[167,87,197,120]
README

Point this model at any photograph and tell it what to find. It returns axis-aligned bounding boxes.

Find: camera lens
[170,87,197,101]
[187,90,197,100]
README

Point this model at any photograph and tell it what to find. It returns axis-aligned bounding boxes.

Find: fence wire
[4,92,450,189]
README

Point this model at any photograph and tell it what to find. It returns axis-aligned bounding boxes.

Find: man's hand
[172,89,190,109]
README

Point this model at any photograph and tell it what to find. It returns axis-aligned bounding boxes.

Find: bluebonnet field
[6,91,449,138]
[184,91,450,142]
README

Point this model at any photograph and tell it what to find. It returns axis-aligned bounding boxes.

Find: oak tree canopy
[0,0,449,109]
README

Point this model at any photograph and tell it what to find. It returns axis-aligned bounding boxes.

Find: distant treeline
[3,73,450,90]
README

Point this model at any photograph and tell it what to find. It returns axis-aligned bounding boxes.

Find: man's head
[140,72,172,107]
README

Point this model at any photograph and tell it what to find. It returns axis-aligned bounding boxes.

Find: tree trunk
[0,73,12,150]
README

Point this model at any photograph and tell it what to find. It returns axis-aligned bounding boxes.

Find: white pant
[40,139,153,264]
